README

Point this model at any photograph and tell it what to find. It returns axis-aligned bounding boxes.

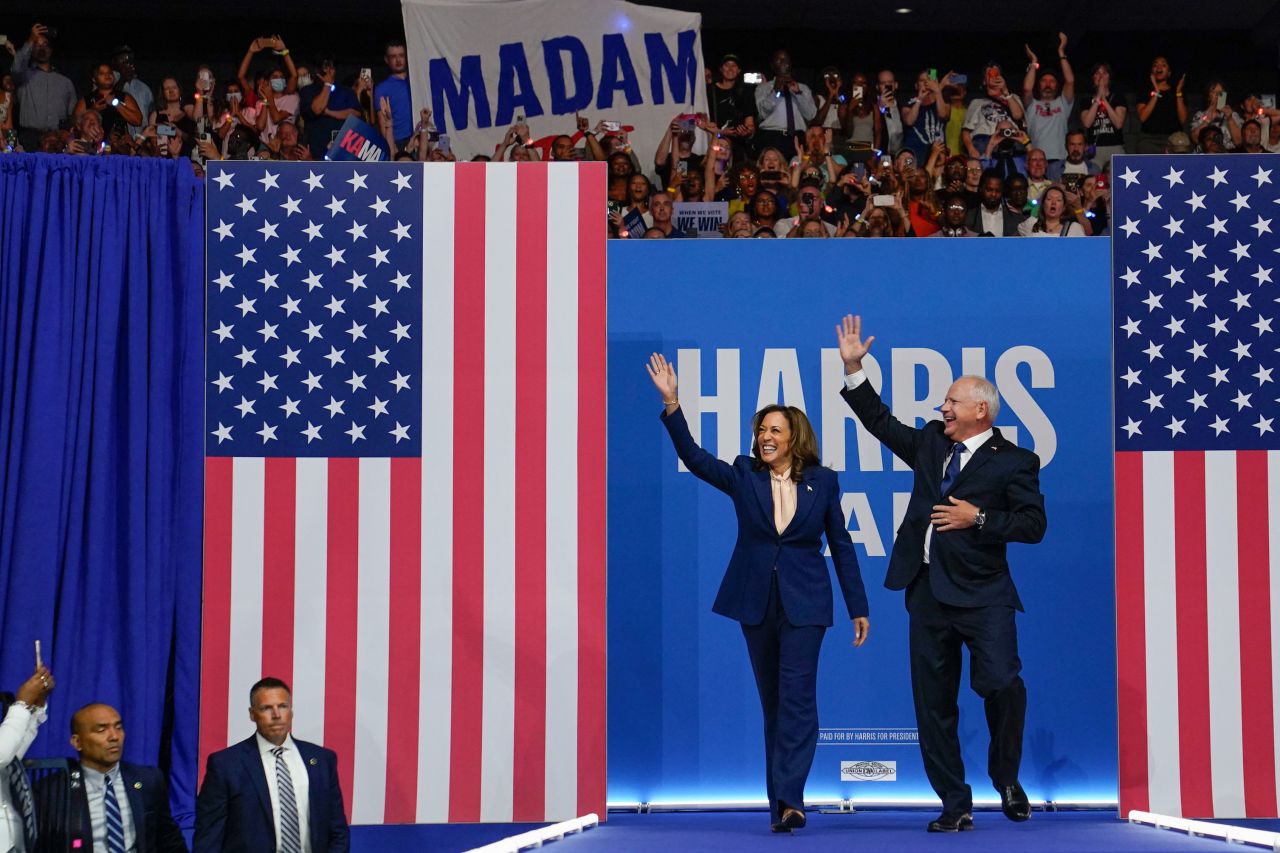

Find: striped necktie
[272,747,302,853]
[103,772,125,853]
[6,759,36,849]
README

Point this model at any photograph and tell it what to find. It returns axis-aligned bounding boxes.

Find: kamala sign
[402,0,705,163]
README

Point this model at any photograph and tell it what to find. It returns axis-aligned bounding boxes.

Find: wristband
[663,398,678,405]
[278,49,289,56]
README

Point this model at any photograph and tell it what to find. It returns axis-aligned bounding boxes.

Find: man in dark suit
[835,315,1047,833]
[34,702,187,852]
[965,169,1026,236]
[194,678,348,853]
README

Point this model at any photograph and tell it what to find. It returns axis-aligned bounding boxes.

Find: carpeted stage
[352,809,1280,852]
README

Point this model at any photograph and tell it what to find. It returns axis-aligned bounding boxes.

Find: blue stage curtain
[0,154,204,824]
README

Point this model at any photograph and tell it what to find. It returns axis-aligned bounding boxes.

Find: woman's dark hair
[750,189,779,224]
[750,405,821,480]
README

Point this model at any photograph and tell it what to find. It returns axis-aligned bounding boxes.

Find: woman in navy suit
[646,353,870,832]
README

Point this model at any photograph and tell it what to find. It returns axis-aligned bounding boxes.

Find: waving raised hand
[836,314,875,373]
[647,352,679,408]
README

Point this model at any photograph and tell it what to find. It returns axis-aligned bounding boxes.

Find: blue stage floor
[357,809,1263,852]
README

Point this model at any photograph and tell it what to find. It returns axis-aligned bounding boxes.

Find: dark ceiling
[7,0,1280,96]
[18,0,1280,30]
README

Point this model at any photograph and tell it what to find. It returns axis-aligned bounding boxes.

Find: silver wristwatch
[974,509,987,529]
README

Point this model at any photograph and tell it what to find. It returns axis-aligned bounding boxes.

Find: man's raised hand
[836,314,875,373]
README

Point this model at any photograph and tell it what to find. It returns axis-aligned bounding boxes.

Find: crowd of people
[3,22,1278,240]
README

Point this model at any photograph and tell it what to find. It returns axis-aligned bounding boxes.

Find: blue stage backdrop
[607,238,1116,806]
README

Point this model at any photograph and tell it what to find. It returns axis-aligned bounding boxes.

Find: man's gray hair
[960,375,1001,421]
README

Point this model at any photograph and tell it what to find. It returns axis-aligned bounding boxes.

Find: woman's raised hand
[646,352,678,402]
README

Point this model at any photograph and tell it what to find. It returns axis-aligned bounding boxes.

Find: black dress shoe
[770,807,806,832]
[998,782,1031,821]
[927,812,974,832]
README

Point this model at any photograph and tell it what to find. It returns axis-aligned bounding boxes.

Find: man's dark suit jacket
[33,760,187,853]
[964,205,1025,237]
[193,737,348,853]
[841,380,1046,610]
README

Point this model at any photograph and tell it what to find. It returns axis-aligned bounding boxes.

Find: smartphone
[360,67,372,81]
[951,73,968,85]
[1095,174,1108,191]
[675,160,688,175]
[928,68,938,81]
[742,72,763,85]
[0,35,8,46]
[158,124,177,138]
[851,85,864,100]
[438,134,451,154]
[759,170,784,181]
[1263,94,1277,109]
[200,132,212,144]
[872,194,895,207]
[514,113,526,125]
[852,162,867,181]
[1217,91,1228,109]
[601,120,622,132]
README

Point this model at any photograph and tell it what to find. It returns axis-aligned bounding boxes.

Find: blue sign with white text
[606,238,1116,807]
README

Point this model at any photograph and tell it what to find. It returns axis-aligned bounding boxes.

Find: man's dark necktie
[6,759,35,849]
[940,443,966,494]
[103,772,125,853]
[273,747,302,853]
[784,90,795,135]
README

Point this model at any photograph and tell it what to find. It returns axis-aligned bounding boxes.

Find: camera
[1000,127,1016,137]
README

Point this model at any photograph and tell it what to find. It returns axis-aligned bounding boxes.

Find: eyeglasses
[966,166,983,173]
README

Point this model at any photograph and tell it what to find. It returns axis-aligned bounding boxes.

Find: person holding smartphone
[902,69,953,161]
[754,49,815,157]
[707,53,756,151]
[1190,80,1242,150]
[73,63,142,139]
[299,56,360,159]
[646,354,869,832]
[10,23,77,152]
[0,663,54,853]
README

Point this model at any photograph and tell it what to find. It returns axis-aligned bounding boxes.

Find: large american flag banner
[199,160,607,824]
[1114,154,1280,818]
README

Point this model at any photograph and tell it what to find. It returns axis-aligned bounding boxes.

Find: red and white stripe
[1115,450,1279,818]
[199,161,608,824]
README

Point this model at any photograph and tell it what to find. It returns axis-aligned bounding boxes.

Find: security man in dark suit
[194,678,348,853]
[34,703,188,853]
[835,315,1047,833]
